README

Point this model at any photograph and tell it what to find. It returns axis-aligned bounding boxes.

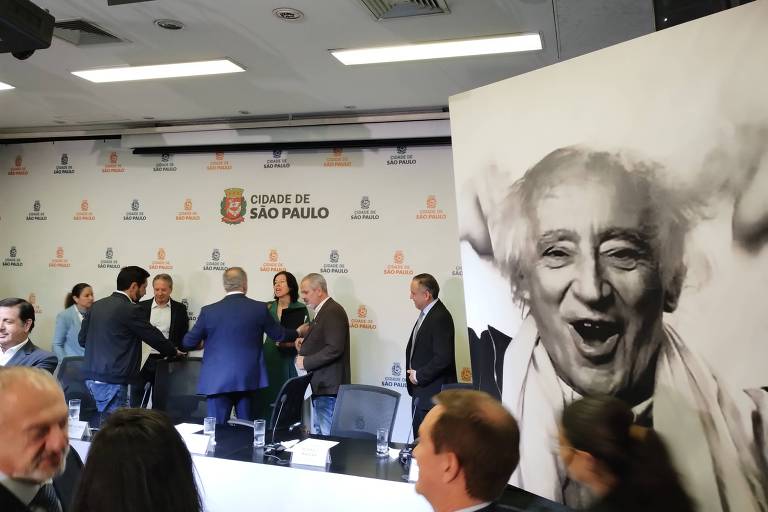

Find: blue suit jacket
[182,293,297,396]
[5,340,58,374]
[52,305,85,360]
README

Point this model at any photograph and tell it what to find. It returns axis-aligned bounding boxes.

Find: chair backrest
[153,357,206,422]
[330,384,400,441]
[55,356,97,414]
[268,373,312,431]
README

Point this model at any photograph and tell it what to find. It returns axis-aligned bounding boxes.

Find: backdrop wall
[0,136,469,442]
[450,2,768,511]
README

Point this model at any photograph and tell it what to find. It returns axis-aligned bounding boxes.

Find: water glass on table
[253,419,266,448]
[203,416,216,445]
[68,399,81,422]
[376,427,389,457]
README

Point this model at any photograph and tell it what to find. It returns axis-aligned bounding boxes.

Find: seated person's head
[0,367,69,482]
[72,408,202,512]
[414,390,520,510]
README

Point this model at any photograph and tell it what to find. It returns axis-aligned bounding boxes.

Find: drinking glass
[203,416,216,445]
[253,419,266,448]
[376,427,389,457]
[68,399,81,422]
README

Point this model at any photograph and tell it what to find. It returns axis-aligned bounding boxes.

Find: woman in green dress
[256,271,309,420]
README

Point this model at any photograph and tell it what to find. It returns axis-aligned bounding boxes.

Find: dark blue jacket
[79,292,176,384]
[182,293,297,395]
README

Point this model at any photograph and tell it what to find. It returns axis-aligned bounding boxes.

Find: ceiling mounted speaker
[358,0,450,20]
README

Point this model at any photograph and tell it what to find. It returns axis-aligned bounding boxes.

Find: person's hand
[407,369,418,385]
[295,337,304,351]
[297,323,310,337]
[175,349,187,358]
[296,355,305,370]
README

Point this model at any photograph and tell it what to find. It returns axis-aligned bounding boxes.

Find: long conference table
[71,424,568,512]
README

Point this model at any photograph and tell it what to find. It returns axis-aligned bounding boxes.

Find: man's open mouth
[568,320,620,361]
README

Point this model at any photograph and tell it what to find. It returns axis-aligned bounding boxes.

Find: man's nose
[47,424,69,453]
[571,256,610,304]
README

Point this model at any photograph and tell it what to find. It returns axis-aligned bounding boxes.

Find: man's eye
[540,247,572,268]
[602,249,640,270]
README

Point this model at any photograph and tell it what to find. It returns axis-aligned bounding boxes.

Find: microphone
[267,394,288,450]
[399,397,420,465]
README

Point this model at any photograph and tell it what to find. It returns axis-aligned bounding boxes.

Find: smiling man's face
[524,165,666,398]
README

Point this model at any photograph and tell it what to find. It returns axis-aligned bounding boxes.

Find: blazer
[299,297,351,396]
[182,293,297,396]
[0,449,82,512]
[138,298,189,349]
[405,299,457,405]
[5,340,57,374]
[52,305,85,361]
[79,292,176,384]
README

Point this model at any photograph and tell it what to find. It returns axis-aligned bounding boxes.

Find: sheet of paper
[290,438,338,467]
[68,420,88,440]
[182,433,212,455]
[175,422,204,435]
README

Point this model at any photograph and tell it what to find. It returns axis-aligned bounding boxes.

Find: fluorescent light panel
[72,59,245,83]
[331,33,542,65]
[0,81,15,91]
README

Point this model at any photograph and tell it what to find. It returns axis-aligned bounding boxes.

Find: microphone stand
[399,397,420,470]
[264,394,287,454]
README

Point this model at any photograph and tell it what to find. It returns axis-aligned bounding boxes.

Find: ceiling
[0,0,656,132]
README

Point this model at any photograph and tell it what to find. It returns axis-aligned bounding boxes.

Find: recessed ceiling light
[154,19,185,30]
[71,59,245,83]
[330,33,542,65]
[0,81,15,91]
[272,8,304,21]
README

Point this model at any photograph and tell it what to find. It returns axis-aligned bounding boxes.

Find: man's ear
[663,266,685,313]
[23,319,33,334]
[441,452,462,484]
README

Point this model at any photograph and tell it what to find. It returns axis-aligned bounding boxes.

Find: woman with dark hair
[559,396,696,512]
[52,283,93,361]
[72,408,203,512]
[256,271,309,419]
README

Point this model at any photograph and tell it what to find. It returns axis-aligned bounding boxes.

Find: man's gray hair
[488,145,701,306]
[223,267,247,292]
[302,273,328,293]
[153,273,173,287]
[0,367,60,395]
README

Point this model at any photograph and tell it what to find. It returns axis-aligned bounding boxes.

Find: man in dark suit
[0,298,57,374]
[136,273,189,406]
[79,266,180,415]
[296,273,350,435]
[406,273,457,434]
[413,389,520,512]
[183,267,301,424]
[0,367,82,512]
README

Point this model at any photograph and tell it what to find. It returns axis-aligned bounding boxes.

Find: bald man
[0,367,83,512]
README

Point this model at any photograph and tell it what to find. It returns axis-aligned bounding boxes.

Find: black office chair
[55,356,97,421]
[329,384,400,442]
[268,373,312,432]
[153,357,207,423]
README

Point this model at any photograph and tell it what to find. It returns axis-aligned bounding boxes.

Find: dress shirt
[0,338,28,366]
[312,296,331,317]
[0,471,43,509]
[454,502,492,512]
[147,299,171,355]
[226,291,245,296]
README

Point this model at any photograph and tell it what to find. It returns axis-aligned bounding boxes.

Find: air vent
[53,19,126,46]
[359,0,450,20]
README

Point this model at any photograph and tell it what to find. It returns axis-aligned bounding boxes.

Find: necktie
[409,310,425,367]
[29,483,62,512]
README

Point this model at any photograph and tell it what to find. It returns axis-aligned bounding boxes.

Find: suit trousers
[207,391,258,424]
[412,400,434,438]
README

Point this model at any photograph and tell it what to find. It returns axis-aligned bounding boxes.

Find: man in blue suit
[0,298,57,374]
[183,267,304,424]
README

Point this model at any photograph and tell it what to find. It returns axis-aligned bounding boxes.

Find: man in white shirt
[414,389,519,512]
[136,274,189,406]
[0,298,57,374]
[0,367,70,512]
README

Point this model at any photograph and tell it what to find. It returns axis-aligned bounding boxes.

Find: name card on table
[290,439,338,467]
[68,420,89,440]
[182,433,212,455]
